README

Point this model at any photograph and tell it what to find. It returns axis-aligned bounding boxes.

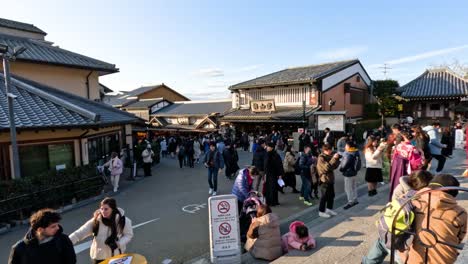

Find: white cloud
[316,46,368,60]
[191,68,224,77]
[385,45,468,65]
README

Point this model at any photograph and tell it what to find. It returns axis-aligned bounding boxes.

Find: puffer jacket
[103,157,123,176]
[245,213,282,261]
[339,148,361,177]
[391,176,411,200]
[423,126,446,155]
[401,190,466,264]
[317,153,341,184]
[281,221,316,253]
[231,169,252,203]
[9,226,76,264]
[69,208,133,260]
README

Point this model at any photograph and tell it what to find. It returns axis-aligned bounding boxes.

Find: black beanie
[430,174,460,197]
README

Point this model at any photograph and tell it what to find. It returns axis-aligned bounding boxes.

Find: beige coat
[245,213,282,261]
[69,208,134,260]
[283,152,296,173]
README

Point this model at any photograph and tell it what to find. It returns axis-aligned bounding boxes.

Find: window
[356,76,361,82]
[19,143,74,177]
[88,133,120,164]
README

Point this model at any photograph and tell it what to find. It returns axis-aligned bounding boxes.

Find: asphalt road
[0,150,364,264]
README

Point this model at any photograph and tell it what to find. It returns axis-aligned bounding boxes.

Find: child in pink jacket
[281,221,316,253]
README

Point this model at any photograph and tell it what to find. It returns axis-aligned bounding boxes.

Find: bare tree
[430,59,468,78]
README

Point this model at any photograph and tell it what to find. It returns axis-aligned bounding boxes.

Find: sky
[3,0,468,100]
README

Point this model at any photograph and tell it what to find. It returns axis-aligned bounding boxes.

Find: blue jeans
[208,167,218,191]
[300,174,312,202]
[362,238,402,264]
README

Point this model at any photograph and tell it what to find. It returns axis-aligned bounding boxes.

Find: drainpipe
[79,129,90,166]
[86,71,93,99]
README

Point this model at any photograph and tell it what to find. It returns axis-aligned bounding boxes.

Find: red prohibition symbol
[218,201,230,213]
[219,222,231,235]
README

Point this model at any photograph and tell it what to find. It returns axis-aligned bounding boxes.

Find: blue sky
[3,0,468,99]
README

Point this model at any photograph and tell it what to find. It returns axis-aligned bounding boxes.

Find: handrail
[389,186,468,264]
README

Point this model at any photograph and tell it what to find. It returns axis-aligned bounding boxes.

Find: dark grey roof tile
[401,69,468,99]
[0,18,46,35]
[154,101,231,116]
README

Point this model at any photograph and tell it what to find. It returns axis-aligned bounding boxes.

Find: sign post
[209,194,241,264]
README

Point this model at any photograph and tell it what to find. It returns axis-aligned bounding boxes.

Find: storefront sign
[251,100,275,112]
[317,114,345,131]
[209,194,241,264]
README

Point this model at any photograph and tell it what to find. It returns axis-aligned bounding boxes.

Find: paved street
[0,150,361,264]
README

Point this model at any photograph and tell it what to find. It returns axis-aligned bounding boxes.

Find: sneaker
[209,188,213,195]
[113,188,118,193]
[299,196,304,201]
[318,212,331,218]
[326,209,337,216]
[304,201,313,206]
[212,191,217,196]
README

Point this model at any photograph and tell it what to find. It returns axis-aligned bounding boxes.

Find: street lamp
[1,43,27,179]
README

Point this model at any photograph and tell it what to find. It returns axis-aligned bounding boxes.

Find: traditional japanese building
[149,99,232,134]
[221,59,372,132]
[0,17,143,180]
[400,68,468,123]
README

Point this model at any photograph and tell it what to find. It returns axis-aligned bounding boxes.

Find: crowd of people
[7,121,467,264]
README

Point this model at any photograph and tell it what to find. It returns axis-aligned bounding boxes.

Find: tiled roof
[401,69,468,99]
[230,60,359,90]
[125,84,190,100]
[123,98,165,109]
[0,33,118,72]
[102,93,136,107]
[154,100,232,116]
[221,106,321,122]
[0,75,142,130]
[0,18,46,35]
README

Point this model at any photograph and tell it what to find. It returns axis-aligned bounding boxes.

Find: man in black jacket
[9,208,76,264]
[264,141,284,206]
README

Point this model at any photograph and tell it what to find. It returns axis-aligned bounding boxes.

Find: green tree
[373,79,400,117]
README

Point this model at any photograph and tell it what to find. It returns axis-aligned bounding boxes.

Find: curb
[0,164,155,236]
[185,181,388,264]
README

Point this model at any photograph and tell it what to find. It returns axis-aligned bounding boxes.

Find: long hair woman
[69,197,133,263]
[364,136,385,196]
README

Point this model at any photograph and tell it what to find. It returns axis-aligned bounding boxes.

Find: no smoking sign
[217,201,230,214]
[218,222,231,235]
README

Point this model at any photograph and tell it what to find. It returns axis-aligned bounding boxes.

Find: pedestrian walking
[69,197,133,264]
[223,143,239,179]
[364,136,385,196]
[177,143,186,168]
[282,146,300,194]
[160,138,168,158]
[299,145,315,206]
[441,126,454,157]
[252,139,266,193]
[423,122,447,172]
[141,144,154,176]
[193,138,202,163]
[185,138,195,168]
[8,209,76,264]
[339,141,362,209]
[203,142,224,196]
[103,152,123,192]
[316,143,341,218]
[264,142,283,206]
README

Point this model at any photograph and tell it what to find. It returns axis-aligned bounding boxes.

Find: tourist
[392,170,433,200]
[364,136,386,196]
[299,145,315,206]
[264,142,283,206]
[281,221,316,253]
[252,139,266,193]
[203,142,224,196]
[411,125,431,170]
[103,152,123,192]
[316,143,341,218]
[339,141,362,209]
[141,144,154,177]
[282,146,300,194]
[423,122,447,172]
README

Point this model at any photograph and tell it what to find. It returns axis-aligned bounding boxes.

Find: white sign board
[209,194,241,264]
[455,129,465,149]
[317,114,345,131]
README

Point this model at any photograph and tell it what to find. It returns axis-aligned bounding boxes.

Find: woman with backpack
[69,197,133,264]
[389,131,423,201]
[282,146,300,194]
[411,125,431,170]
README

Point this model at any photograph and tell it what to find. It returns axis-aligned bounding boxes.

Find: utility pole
[379,63,392,79]
[1,44,26,179]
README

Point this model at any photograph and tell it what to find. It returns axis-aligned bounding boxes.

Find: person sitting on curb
[400,174,467,264]
[281,221,316,253]
[339,141,362,210]
[245,204,283,261]
[392,170,433,201]
[317,143,341,218]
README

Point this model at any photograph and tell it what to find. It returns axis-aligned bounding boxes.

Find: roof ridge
[0,17,46,35]
[286,59,358,70]
[13,75,143,120]
[5,74,99,121]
